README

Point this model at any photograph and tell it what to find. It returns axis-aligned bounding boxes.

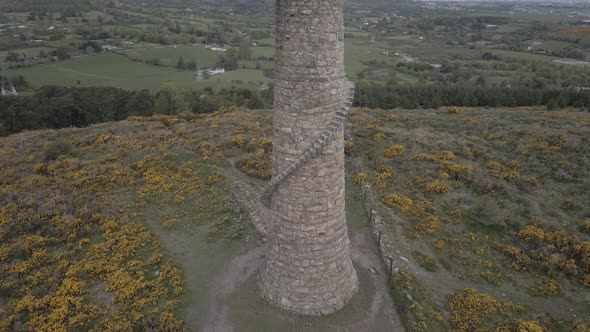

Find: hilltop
[1,106,588,331]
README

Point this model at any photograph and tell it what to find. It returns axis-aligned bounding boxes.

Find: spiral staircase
[261,81,355,207]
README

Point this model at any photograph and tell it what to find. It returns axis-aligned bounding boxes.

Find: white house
[205,45,227,52]
[207,68,225,75]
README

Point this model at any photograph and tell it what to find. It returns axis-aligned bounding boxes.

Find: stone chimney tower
[257,0,359,316]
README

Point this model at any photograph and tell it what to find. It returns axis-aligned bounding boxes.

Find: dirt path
[145,163,406,331]
[200,245,265,332]
[142,202,253,331]
[348,230,406,331]
[215,223,405,332]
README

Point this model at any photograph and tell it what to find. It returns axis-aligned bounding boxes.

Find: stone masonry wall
[359,184,400,276]
[257,0,359,315]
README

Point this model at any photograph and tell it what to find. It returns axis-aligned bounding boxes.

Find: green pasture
[495,23,527,33]
[393,71,420,84]
[11,53,271,91]
[208,69,271,84]
[238,59,273,70]
[486,48,558,62]
[252,38,274,46]
[12,53,198,91]
[532,39,578,52]
[251,46,275,59]
[3,12,29,22]
[344,38,393,77]
[0,47,53,59]
[119,45,221,68]
[406,43,481,62]
[83,10,113,21]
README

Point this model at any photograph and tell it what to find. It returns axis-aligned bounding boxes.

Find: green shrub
[44,139,75,161]
[236,156,271,180]
[413,251,439,272]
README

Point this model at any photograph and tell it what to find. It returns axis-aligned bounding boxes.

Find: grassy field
[119,45,221,68]
[344,38,394,78]
[250,46,275,59]
[487,49,559,62]
[9,39,398,90]
[347,106,590,331]
[208,69,271,84]
[12,53,197,91]
[11,53,271,91]
[0,46,53,59]
[3,0,589,95]
[238,59,274,70]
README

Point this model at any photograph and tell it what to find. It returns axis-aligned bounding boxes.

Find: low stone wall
[359,183,418,330]
[222,168,270,237]
[359,184,399,277]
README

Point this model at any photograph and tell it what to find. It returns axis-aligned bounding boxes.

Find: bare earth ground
[146,164,405,331]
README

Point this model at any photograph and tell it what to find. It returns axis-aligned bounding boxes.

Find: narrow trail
[142,203,251,331]
[348,230,406,331]
[203,163,406,331]
[200,245,265,332]
[145,146,406,330]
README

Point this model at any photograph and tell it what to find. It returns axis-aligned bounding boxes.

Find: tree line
[2,81,589,137]
[0,85,272,136]
[353,81,590,110]
[0,0,98,12]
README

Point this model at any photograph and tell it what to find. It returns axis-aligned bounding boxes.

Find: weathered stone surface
[257,0,359,316]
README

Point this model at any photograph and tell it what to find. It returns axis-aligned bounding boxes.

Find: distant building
[207,68,225,75]
[205,45,227,52]
[102,44,117,51]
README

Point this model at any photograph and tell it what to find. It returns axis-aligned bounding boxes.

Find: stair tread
[262,82,355,202]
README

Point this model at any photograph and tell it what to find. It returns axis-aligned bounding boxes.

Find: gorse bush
[43,139,75,161]
[425,181,449,193]
[382,193,413,213]
[354,172,368,185]
[495,320,545,332]
[449,288,524,332]
[384,144,405,159]
[528,277,561,296]
[236,156,272,180]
